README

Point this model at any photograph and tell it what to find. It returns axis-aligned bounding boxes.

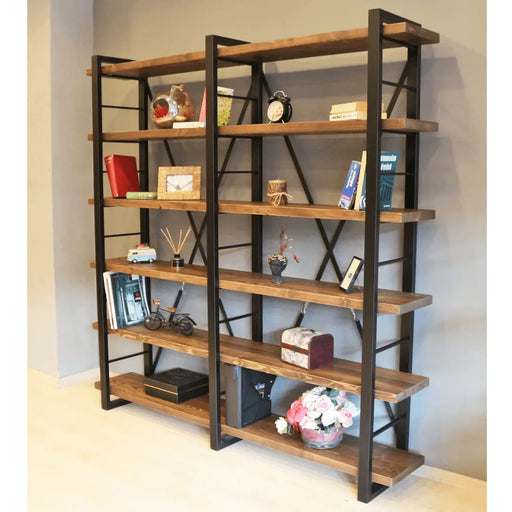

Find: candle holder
[267,179,292,206]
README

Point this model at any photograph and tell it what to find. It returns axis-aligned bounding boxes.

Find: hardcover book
[356,151,399,211]
[338,160,361,209]
[330,101,384,114]
[104,155,140,198]
[103,272,149,329]
[354,150,367,211]
[103,271,118,329]
[329,111,387,121]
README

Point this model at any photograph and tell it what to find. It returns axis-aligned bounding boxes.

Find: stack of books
[329,101,387,121]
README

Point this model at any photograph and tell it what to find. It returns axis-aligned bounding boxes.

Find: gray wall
[28,0,486,481]
[28,0,96,379]
[93,0,486,480]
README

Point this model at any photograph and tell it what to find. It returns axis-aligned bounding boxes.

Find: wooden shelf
[93,258,432,315]
[95,373,424,488]
[95,322,209,359]
[86,22,439,78]
[219,335,429,403]
[88,118,438,142]
[94,323,428,403]
[90,197,435,223]
[221,415,424,487]
[90,197,207,213]
[221,119,438,136]
[94,372,211,427]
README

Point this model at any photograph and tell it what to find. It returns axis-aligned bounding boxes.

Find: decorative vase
[300,427,344,449]
[268,255,288,284]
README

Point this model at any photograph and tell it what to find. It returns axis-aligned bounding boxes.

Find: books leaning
[338,160,361,209]
[354,151,400,211]
[103,272,150,329]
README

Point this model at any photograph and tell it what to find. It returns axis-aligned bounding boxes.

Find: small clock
[267,90,292,123]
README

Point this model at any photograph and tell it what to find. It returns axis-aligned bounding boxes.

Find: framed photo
[340,256,364,293]
[157,166,201,200]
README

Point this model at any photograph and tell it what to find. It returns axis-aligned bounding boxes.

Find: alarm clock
[267,90,292,123]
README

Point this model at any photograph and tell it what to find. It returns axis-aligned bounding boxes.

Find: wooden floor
[27,369,486,511]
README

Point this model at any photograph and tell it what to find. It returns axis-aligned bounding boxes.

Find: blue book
[359,151,399,211]
[338,160,361,209]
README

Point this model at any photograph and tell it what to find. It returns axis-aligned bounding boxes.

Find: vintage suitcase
[281,327,334,370]
[144,367,208,404]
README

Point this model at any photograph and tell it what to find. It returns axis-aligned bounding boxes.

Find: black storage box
[144,368,208,404]
[225,364,275,428]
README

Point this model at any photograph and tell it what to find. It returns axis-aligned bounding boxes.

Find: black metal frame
[91,55,153,410]
[91,8,425,502]
[357,9,422,503]
[206,34,265,450]
[204,8,424,503]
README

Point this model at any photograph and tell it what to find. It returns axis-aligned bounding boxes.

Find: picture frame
[157,166,201,200]
[340,256,364,293]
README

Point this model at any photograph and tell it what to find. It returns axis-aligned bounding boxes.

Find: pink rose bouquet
[275,386,360,435]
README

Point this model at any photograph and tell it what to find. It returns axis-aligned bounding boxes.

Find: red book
[104,155,140,198]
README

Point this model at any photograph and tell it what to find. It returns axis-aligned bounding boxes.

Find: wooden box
[144,368,208,404]
[281,327,334,370]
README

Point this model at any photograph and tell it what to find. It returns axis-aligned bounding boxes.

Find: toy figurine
[127,243,157,263]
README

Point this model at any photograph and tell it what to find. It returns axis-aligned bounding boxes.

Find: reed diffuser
[160,226,192,269]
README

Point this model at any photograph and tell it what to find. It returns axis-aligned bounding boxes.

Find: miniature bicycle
[143,299,196,336]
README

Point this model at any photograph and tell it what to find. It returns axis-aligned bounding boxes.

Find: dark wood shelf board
[92,258,432,314]
[95,372,211,428]
[93,324,428,402]
[96,322,209,359]
[220,119,438,137]
[86,23,439,78]
[219,336,428,403]
[222,414,424,487]
[90,198,435,223]
[95,374,424,487]
[87,118,437,142]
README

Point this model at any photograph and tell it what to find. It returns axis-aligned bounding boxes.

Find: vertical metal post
[251,63,263,342]
[138,77,153,377]
[396,43,421,450]
[91,56,111,410]
[205,35,222,450]
[358,9,383,502]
